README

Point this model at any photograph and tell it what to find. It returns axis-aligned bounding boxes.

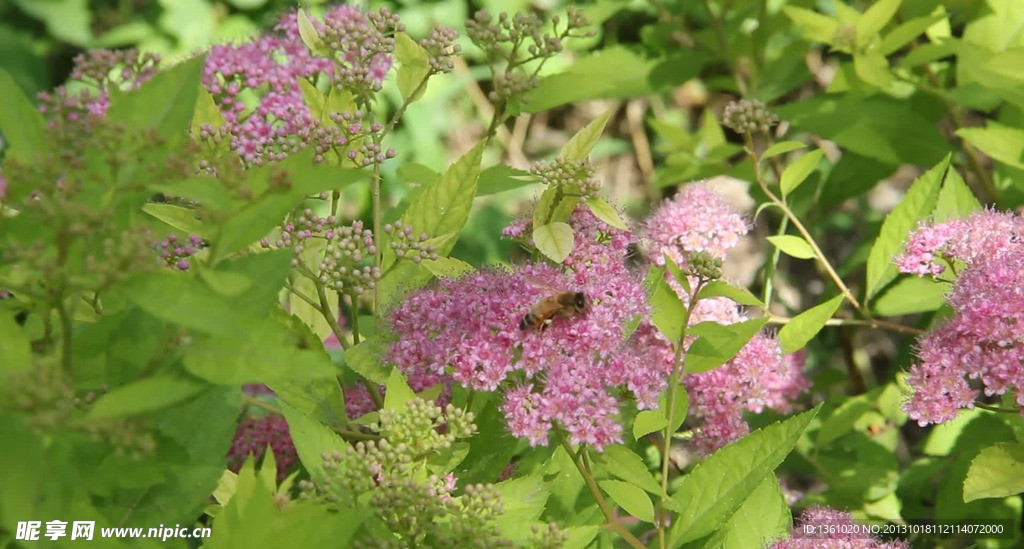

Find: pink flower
[227,416,297,481]
[645,183,750,267]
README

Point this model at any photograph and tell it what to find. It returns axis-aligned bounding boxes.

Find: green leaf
[700,476,791,549]
[396,33,430,101]
[12,0,92,45]
[184,319,339,385]
[668,406,821,546]
[106,54,206,140]
[383,368,416,411]
[296,9,326,54]
[0,312,32,378]
[533,222,575,263]
[696,281,765,308]
[783,6,839,45]
[594,445,666,496]
[0,68,49,163]
[345,338,390,385]
[270,378,348,429]
[856,0,901,46]
[779,149,824,196]
[211,194,295,264]
[760,140,806,161]
[648,268,685,341]
[532,186,579,228]
[865,155,948,298]
[956,123,1024,170]
[191,87,225,134]
[871,275,948,316]
[122,273,250,336]
[277,400,348,482]
[633,410,668,440]
[766,235,816,259]
[143,203,208,237]
[526,47,664,113]
[584,197,629,230]
[477,164,534,195]
[401,142,484,256]
[664,386,689,434]
[599,480,654,523]
[562,109,613,161]
[933,167,983,222]
[86,376,207,419]
[880,11,946,55]
[963,442,1024,502]
[493,475,550,543]
[685,318,769,374]
[853,51,893,89]
[421,256,475,279]
[778,294,844,354]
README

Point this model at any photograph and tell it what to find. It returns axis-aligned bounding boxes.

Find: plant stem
[743,136,866,315]
[765,315,925,336]
[557,433,647,549]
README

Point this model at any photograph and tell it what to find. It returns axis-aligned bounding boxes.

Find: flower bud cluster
[529,157,601,198]
[466,7,594,104]
[420,25,461,73]
[685,251,724,280]
[299,399,519,547]
[722,98,779,134]
[319,6,403,96]
[384,221,438,264]
[38,49,160,124]
[154,234,204,271]
[227,415,297,481]
[263,213,380,295]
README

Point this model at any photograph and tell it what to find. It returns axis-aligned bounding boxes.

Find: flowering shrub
[2,2,1024,549]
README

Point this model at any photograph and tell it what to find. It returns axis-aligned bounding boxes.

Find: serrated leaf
[963,442,1024,502]
[345,338,390,385]
[761,140,806,161]
[857,0,901,46]
[533,222,575,263]
[584,197,628,230]
[956,123,1024,170]
[106,54,206,140]
[780,148,823,196]
[396,33,430,101]
[696,280,765,308]
[649,270,685,341]
[533,186,579,228]
[599,480,655,523]
[0,68,49,163]
[421,256,475,279]
[766,235,817,259]
[401,142,484,256]
[478,164,534,195]
[668,406,821,546]
[933,167,982,222]
[123,273,250,336]
[779,294,844,353]
[702,476,791,549]
[865,155,948,298]
[562,109,613,161]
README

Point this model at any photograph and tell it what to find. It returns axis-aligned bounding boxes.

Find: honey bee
[519,291,587,332]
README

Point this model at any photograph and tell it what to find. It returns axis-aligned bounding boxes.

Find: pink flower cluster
[897,210,1024,425]
[154,233,204,271]
[387,208,663,449]
[769,506,909,548]
[226,415,297,481]
[201,6,400,166]
[646,183,808,453]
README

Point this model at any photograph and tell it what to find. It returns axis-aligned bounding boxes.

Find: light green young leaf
[760,140,806,161]
[664,386,689,434]
[865,155,948,298]
[700,476,791,549]
[778,294,844,354]
[191,87,225,134]
[493,475,550,543]
[933,167,982,222]
[766,235,817,259]
[277,400,348,482]
[956,123,1024,170]
[853,50,893,89]
[856,0,901,46]
[124,273,250,336]
[880,11,946,56]
[421,256,476,279]
[783,6,839,45]
[383,368,416,411]
[633,410,668,440]
[647,268,685,341]
[533,186,579,228]
[86,376,207,420]
[401,142,485,256]
[870,276,947,316]
[780,149,824,196]
[0,313,32,378]
[395,33,431,101]
[346,338,390,385]
[963,442,1024,502]
[561,109,613,161]
[594,445,666,496]
[601,480,655,523]
[106,54,206,140]
[533,222,575,263]
[143,204,208,237]
[668,406,821,546]
[296,9,326,54]
[584,197,629,230]
[0,69,49,164]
